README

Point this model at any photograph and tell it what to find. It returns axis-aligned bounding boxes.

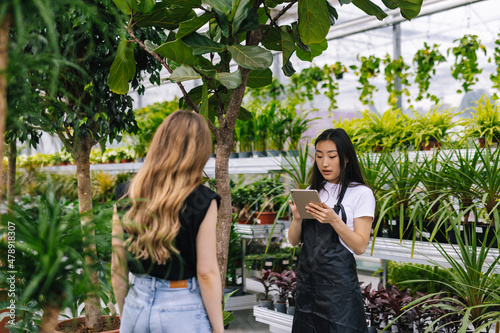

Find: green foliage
[462,94,500,146]
[124,99,178,157]
[383,54,410,109]
[491,34,500,99]
[406,105,462,149]
[387,262,454,296]
[0,189,92,310]
[449,34,487,93]
[350,55,381,105]
[355,108,409,152]
[280,143,313,190]
[413,42,447,103]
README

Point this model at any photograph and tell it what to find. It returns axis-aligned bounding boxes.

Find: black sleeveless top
[116,183,220,281]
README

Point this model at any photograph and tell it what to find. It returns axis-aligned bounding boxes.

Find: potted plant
[253,269,274,310]
[378,151,420,241]
[0,188,119,333]
[407,105,462,150]
[230,179,255,224]
[356,108,410,152]
[251,177,285,225]
[404,206,500,332]
[461,95,500,148]
[235,117,253,157]
[270,270,296,314]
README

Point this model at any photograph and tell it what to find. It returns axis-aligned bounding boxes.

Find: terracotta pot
[55,315,120,333]
[421,139,441,151]
[252,212,277,225]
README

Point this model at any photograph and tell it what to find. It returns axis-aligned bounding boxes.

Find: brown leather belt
[170,279,188,288]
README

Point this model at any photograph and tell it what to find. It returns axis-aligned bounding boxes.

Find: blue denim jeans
[120,274,212,333]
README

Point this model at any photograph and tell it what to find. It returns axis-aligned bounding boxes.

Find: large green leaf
[183,33,226,55]
[393,0,422,20]
[177,13,213,39]
[168,0,202,7]
[135,3,196,29]
[155,40,198,66]
[381,0,398,9]
[282,60,296,77]
[326,0,339,25]
[108,40,136,94]
[247,69,272,88]
[205,0,232,15]
[237,8,260,33]
[237,106,252,121]
[291,21,310,52]
[113,0,138,15]
[232,0,252,34]
[281,27,295,65]
[169,65,202,82]
[217,70,242,89]
[228,45,273,70]
[351,0,388,20]
[262,26,282,51]
[296,38,328,61]
[144,40,159,52]
[298,0,330,44]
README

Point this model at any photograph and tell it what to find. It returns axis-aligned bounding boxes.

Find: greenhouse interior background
[27,0,500,155]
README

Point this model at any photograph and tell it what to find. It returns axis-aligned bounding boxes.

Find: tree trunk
[0,15,11,224]
[74,135,103,331]
[215,67,251,291]
[7,140,16,209]
[40,303,61,333]
[215,142,232,289]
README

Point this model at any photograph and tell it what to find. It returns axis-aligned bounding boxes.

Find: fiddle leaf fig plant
[449,34,487,93]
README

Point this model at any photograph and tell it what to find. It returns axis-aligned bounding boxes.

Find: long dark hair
[310,128,366,197]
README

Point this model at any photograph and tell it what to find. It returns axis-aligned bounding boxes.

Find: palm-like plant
[462,94,500,146]
[0,188,97,333]
[404,206,500,332]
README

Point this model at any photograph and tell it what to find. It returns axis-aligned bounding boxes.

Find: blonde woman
[112,110,224,333]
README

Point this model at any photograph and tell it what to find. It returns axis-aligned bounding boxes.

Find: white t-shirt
[313,182,376,253]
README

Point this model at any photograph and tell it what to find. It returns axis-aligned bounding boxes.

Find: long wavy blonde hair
[124,110,212,264]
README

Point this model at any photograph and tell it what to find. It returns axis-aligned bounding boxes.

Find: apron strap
[333,184,348,224]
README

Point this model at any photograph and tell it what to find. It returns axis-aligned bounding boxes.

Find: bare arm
[111,204,129,314]
[287,199,303,246]
[196,200,224,333]
[306,202,373,255]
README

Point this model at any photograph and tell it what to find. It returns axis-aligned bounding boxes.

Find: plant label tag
[476,227,483,233]
[282,260,289,265]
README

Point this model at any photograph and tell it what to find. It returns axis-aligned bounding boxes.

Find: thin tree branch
[270,0,298,26]
[125,25,200,113]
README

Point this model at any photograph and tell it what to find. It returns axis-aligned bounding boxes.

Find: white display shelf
[41,155,296,175]
[363,237,500,273]
[224,292,258,311]
[253,306,293,333]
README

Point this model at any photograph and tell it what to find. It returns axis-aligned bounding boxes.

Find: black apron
[292,185,367,333]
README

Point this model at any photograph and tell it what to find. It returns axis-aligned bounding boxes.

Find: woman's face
[315,139,342,184]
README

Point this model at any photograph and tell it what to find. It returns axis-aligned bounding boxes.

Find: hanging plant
[490,34,500,100]
[413,42,446,103]
[448,34,487,93]
[383,54,411,109]
[350,55,381,105]
[288,63,345,114]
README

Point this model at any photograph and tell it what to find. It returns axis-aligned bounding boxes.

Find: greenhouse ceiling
[131,0,500,121]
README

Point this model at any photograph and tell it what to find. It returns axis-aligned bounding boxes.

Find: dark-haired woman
[288,128,375,333]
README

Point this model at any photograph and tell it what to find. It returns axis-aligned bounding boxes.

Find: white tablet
[290,189,322,219]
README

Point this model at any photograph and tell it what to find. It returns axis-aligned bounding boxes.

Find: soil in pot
[55,315,120,333]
